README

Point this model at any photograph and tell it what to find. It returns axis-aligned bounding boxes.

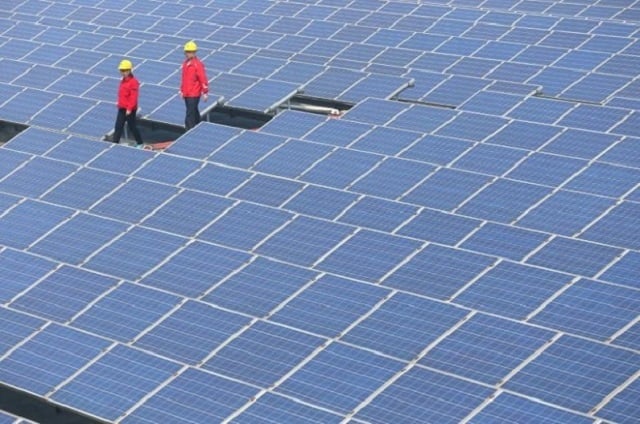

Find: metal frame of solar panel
[0,0,638,424]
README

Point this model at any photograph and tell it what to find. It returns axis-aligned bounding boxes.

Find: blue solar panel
[357,366,493,424]
[42,168,126,210]
[136,300,250,364]
[462,223,549,260]
[612,110,640,136]
[601,136,640,168]
[403,168,491,210]
[209,131,284,169]
[566,162,640,198]
[532,278,640,340]
[0,200,73,250]
[385,244,495,299]
[0,323,110,396]
[269,274,389,338]
[351,158,435,198]
[507,96,574,124]
[204,320,324,387]
[230,79,299,113]
[339,196,417,232]
[231,174,303,207]
[422,313,554,384]
[122,367,257,424]
[339,74,412,103]
[529,67,586,95]
[180,163,251,196]
[145,190,230,236]
[0,156,78,197]
[260,110,326,138]
[528,236,622,277]
[398,208,481,245]
[11,265,118,322]
[3,127,66,155]
[517,190,614,236]
[489,120,562,150]
[458,179,551,223]
[559,104,630,132]
[542,128,620,159]
[276,342,403,414]
[600,251,640,290]
[254,139,332,177]
[70,282,181,343]
[505,336,640,413]
[319,230,422,281]
[302,67,363,98]
[90,177,179,223]
[343,97,410,125]
[283,184,357,220]
[350,126,420,156]
[165,122,241,160]
[301,148,381,188]
[582,201,640,250]
[234,392,342,423]
[507,153,586,186]
[141,240,250,298]
[388,104,457,133]
[453,143,526,176]
[436,112,508,142]
[470,393,595,424]
[304,119,371,147]
[83,226,186,281]
[400,134,472,165]
[1,1,639,422]
[198,201,292,251]
[256,215,353,266]
[29,213,128,265]
[51,344,181,422]
[0,306,44,357]
[597,377,640,424]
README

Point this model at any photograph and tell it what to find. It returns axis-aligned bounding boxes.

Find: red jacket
[117,75,139,112]
[181,57,208,98]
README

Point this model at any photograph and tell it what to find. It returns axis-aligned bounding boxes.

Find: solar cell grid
[1,0,639,422]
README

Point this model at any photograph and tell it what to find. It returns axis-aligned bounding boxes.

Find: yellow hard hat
[118,59,133,70]
[184,41,198,52]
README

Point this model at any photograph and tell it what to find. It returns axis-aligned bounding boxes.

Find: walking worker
[180,40,208,130]
[113,59,143,147]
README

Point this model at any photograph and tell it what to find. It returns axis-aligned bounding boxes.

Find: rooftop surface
[0,0,639,423]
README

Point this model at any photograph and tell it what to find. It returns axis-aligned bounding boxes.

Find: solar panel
[529,236,622,277]
[505,336,639,413]
[122,367,257,424]
[275,342,404,414]
[1,1,639,423]
[228,79,300,113]
[470,392,595,424]
[403,167,491,210]
[253,139,331,177]
[517,190,614,236]
[256,215,353,266]
[356,366,494,424]
[339,196,417,232]
[51,344,182,422]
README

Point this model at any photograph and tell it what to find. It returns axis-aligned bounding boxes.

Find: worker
[113,59,143,147]
[180,40,208,130]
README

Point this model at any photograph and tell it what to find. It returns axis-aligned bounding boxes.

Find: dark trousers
[113,108,143,144]
[184,97,200,130]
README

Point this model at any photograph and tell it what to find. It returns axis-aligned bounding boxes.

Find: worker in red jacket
[113,59,143,147]
[180,40,208,130]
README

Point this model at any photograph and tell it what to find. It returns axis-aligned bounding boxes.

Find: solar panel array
[1,0,639,423]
